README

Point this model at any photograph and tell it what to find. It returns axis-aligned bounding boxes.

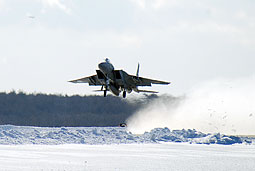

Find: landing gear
[104,90,107,97]
[123,91,126,98]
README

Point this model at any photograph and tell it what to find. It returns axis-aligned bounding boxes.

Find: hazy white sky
[0,0,254,96]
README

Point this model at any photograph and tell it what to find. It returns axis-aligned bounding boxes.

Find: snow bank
[0,125,253,145]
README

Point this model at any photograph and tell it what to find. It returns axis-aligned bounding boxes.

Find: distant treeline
[0,91,158,127]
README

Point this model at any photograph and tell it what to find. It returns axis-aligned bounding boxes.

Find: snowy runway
[0,125,254,170]
[0,143,255,171]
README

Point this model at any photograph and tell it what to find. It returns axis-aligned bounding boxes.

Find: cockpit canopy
[105,58,110,63]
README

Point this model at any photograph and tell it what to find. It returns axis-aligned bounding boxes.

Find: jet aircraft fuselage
[98,59,115,82]
[69,58,170,98]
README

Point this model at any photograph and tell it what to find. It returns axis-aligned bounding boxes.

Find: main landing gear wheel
[123,91,126,98]
[104,90,107,97]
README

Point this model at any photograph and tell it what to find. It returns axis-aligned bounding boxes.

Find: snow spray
[127,76,255,135]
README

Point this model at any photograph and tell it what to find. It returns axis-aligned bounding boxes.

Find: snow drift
[0,125,253,145]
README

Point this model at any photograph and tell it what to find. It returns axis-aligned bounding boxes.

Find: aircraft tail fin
[136,63,140,78]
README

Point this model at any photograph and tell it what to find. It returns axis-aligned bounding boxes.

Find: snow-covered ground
[0,125,255,171]
[0,143,255,171]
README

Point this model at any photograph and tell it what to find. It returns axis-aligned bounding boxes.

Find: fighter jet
[69,58,170,98]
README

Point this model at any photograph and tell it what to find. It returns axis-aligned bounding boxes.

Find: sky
[0,0,255,96]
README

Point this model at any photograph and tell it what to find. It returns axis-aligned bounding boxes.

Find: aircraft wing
[131,75,170,86]
[69,75,103,86]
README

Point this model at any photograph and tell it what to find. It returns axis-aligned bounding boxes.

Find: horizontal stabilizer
[69,80,80,83]
[93,90,105,92]
[137,90,158,93]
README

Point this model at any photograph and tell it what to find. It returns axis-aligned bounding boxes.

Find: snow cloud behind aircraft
[127,75,255,135]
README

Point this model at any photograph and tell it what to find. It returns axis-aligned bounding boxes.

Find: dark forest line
[0,91,158,127]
